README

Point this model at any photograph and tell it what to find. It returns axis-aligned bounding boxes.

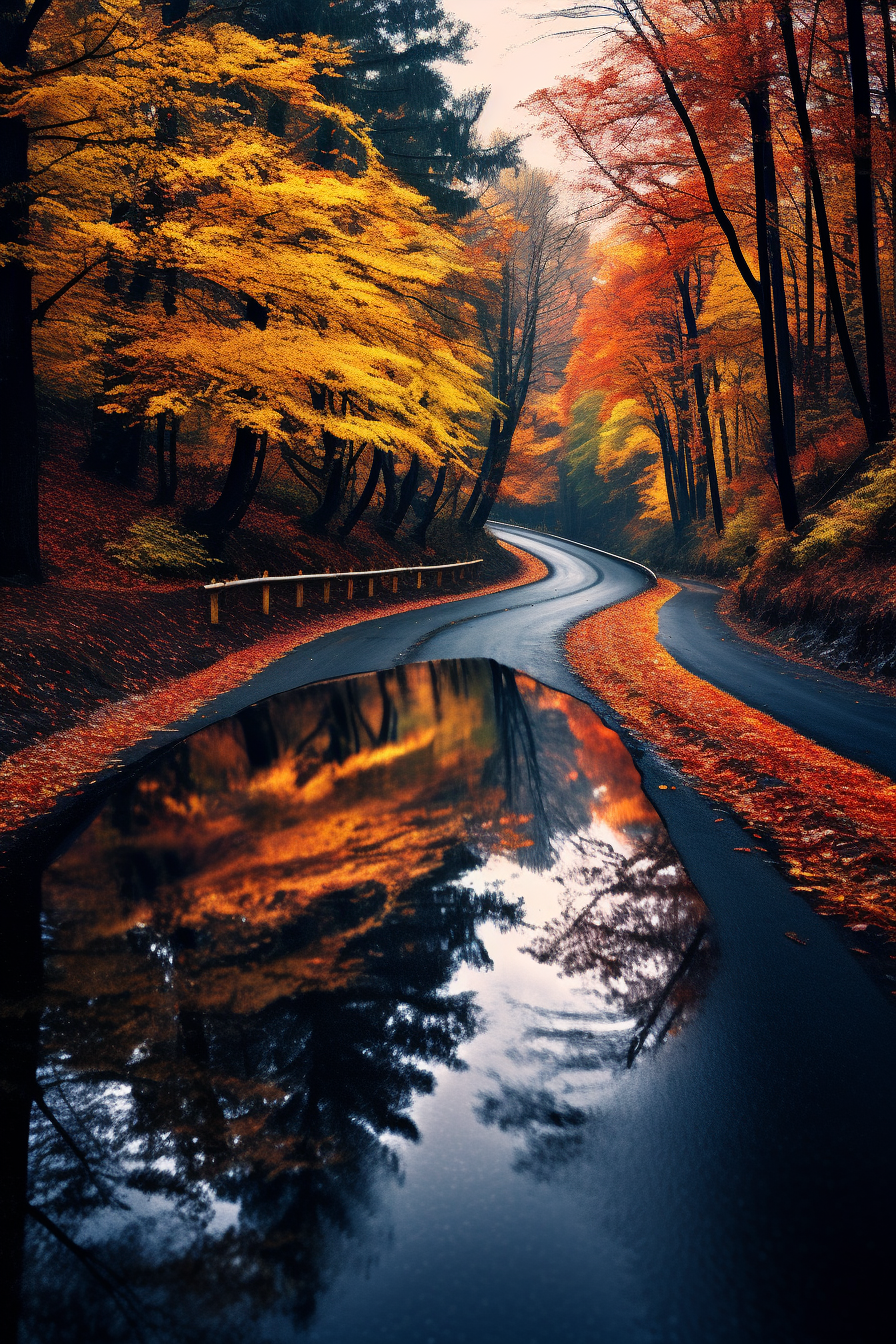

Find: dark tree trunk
[676,402,696,519]
[0,117,40,580]
[655,413,682,530]
[378,454,420,538]
[460,416,499,525]
[83,405,143,484]
[883,0,896,322]
[845,0,892,439]
[306,441,344,532]
[184,427,260,541]
[760,101,798,457]
[470,430,514,530]
[777,0,877,442]
[711,363,734,481]
[155,412,167,502]
[411,458,448,546]
[228,432,267,532]
[805,174,815,368]
[339,447,383,536]
[154,412,179,504]
[169,416,179,498]
[376,451,397,529]
[747,85,801,530]
[676,269,724,533]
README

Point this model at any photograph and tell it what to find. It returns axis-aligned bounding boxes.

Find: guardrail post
[392,574,398,594]
[347,572,354,600]
[436,568,442,588]
[296,572,303,607]
[323,570,330,603]
[416,569,422,589]
[368,576,374,597]
[210,589,219,625]
[262,570,270,615]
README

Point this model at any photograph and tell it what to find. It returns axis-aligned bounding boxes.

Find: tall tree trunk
[655,412,682,530]
[777,0,876,442]
[711,363,734,481]
[676,269,724,532]
[376,451,398,529]
[411,458,449,546]
[378,454,420,539]
[845,0,892,438]
[169,416,179,499]
[805,174,815,370]
[228,432,267,532]
[184,427,259,540]
[0,117,40,580]
[469,422,516,530]
[306,440,344,532]
[155,412,167,502]
[460,417,499,525]
[747,85,801,529]
[83,403,143,483]
[676,400,697,519]
[339,447,383,536]
[883,0,896,327]
[154,412,179,504]
[760,99,798,457]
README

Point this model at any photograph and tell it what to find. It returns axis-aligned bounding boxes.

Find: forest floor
[566,578,896,993]
[0,443,536,770]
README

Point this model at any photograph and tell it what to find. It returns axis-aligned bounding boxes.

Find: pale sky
[440,3,603,173]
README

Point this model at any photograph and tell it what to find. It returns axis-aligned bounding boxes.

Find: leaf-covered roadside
[566,581,896,974]
[0,543,547,842]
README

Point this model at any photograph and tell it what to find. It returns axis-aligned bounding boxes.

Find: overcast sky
[439,4,603,173]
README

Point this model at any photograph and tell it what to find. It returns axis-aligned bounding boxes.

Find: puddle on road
[7,660,713,1344]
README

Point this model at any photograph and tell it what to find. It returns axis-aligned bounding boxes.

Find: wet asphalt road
[659,579,896,780]
[24,525,896,1343]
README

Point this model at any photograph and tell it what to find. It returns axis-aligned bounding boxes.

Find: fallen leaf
[784,932,807,945]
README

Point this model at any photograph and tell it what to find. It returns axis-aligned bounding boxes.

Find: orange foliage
[567,582,896,935]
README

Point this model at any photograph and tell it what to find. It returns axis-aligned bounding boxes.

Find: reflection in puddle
[6,660,713,1343]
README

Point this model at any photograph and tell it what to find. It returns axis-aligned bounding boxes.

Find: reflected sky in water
[11,661,713,1344]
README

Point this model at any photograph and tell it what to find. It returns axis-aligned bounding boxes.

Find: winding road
[24,525,896,1343]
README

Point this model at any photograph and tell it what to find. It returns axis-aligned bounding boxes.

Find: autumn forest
[0,0,893,683]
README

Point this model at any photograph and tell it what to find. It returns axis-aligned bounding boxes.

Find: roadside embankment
[731,556,896,683]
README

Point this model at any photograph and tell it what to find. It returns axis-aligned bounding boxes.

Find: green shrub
[106,518,214,577]
[792,457,896,568]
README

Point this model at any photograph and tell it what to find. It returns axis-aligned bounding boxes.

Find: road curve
[658,579,896,780]
[153,522,651,726]
[14,525,896,1344]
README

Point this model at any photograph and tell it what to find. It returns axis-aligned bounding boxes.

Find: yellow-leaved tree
[1,0,494,572]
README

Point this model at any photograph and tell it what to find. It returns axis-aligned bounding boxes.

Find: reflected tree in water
[5,660,712,1342]
[477,834,714,1180]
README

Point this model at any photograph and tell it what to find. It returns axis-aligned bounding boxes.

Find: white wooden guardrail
[203,559,484,624]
